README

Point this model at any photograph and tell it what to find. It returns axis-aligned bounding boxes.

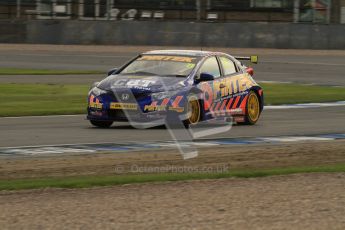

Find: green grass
[0,83,344,116]
[0,84,88,116]
[261,83,345,105]
[0,68,103,75]
[1,164,344,191]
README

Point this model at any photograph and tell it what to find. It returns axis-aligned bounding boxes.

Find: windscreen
[120,55,200,77]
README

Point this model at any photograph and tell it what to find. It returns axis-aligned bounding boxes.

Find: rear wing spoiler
[234,56,258,64]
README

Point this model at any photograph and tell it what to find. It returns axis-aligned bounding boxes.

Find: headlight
[89,87,107,96]
[151,91,179,100]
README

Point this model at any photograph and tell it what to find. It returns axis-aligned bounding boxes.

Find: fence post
[293,0,300,23]
[196,0,201,20]
[326,0,331,24]
[312,0,316,23]
[107,0,111,20]
[16,0,21,18]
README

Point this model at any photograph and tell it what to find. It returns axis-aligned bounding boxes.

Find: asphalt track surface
[1,106,344,148]
[1,45,345,86]
[0,45,344,148]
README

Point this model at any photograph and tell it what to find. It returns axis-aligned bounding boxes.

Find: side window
[198,56,221,78]
[219,56,237,76]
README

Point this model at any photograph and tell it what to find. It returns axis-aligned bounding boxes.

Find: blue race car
[87,50,263,128]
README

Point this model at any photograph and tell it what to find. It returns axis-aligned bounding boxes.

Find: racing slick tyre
[183,95,201,128]
[240,91,261,125]
[90,120,113,128]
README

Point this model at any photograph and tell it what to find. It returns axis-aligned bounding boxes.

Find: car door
[216,55,245,115]
[195,56,222,113]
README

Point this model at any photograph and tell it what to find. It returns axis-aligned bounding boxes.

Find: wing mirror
[196,72,214,83]
[107,68,118,76]
[246,67,254,76]
[89,82,99,90]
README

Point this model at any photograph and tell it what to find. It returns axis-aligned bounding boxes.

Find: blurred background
[1,0,343,23]
[0,1,344,48]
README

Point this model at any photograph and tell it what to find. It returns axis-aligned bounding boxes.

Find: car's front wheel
[90,120,113,128]
[184,95,201,127]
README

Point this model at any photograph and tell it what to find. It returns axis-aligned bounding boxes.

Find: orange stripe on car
[226,98,234,112]
[209,103,215,112]
[220,99,228,111]
[218,99,228,115]
[239,95,249,114]
[214,102,221,112]
[172,96,183,108]
[232,96,241,109]
[160,98,170,106]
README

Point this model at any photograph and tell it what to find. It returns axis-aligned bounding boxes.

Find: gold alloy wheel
[187,96,200,124]
[247,92,260,122]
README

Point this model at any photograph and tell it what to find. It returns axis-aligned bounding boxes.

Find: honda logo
[121,93,130,101]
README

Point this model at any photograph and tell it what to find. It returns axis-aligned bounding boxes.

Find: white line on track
[264,101,345,110]
[1,134,344,156]
[259,136,333,142]
[0,141,124,149]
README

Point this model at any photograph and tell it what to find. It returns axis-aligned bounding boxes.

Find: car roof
[143,50,225,57]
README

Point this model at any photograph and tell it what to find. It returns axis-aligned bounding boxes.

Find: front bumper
[87,89,188,124]
[87,107,170,122]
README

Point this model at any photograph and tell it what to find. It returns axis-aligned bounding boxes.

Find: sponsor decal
[199,74,257,111]
[110,103,138,110]
[229,108,243,115]
[217,75,255,99]
[90,111,103,116]
[234,116,245,123]
[144,105,166,112]
[89,102,102,109]
[89,95,103,109]
[113,79,156,88]
[186,63,196,68]
[144,96,184,112]
[138,55,196,63]
[168,106,184,112]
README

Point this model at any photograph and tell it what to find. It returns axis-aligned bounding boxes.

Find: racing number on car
[200,82,213,111]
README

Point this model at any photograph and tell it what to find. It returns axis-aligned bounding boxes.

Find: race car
[87,50,263,128]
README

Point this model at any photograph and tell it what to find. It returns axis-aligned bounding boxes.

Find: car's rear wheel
[90,120,113,128]
[241,91,260,125]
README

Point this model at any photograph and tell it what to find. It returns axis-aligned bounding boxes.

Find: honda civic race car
[87,50,264,128]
